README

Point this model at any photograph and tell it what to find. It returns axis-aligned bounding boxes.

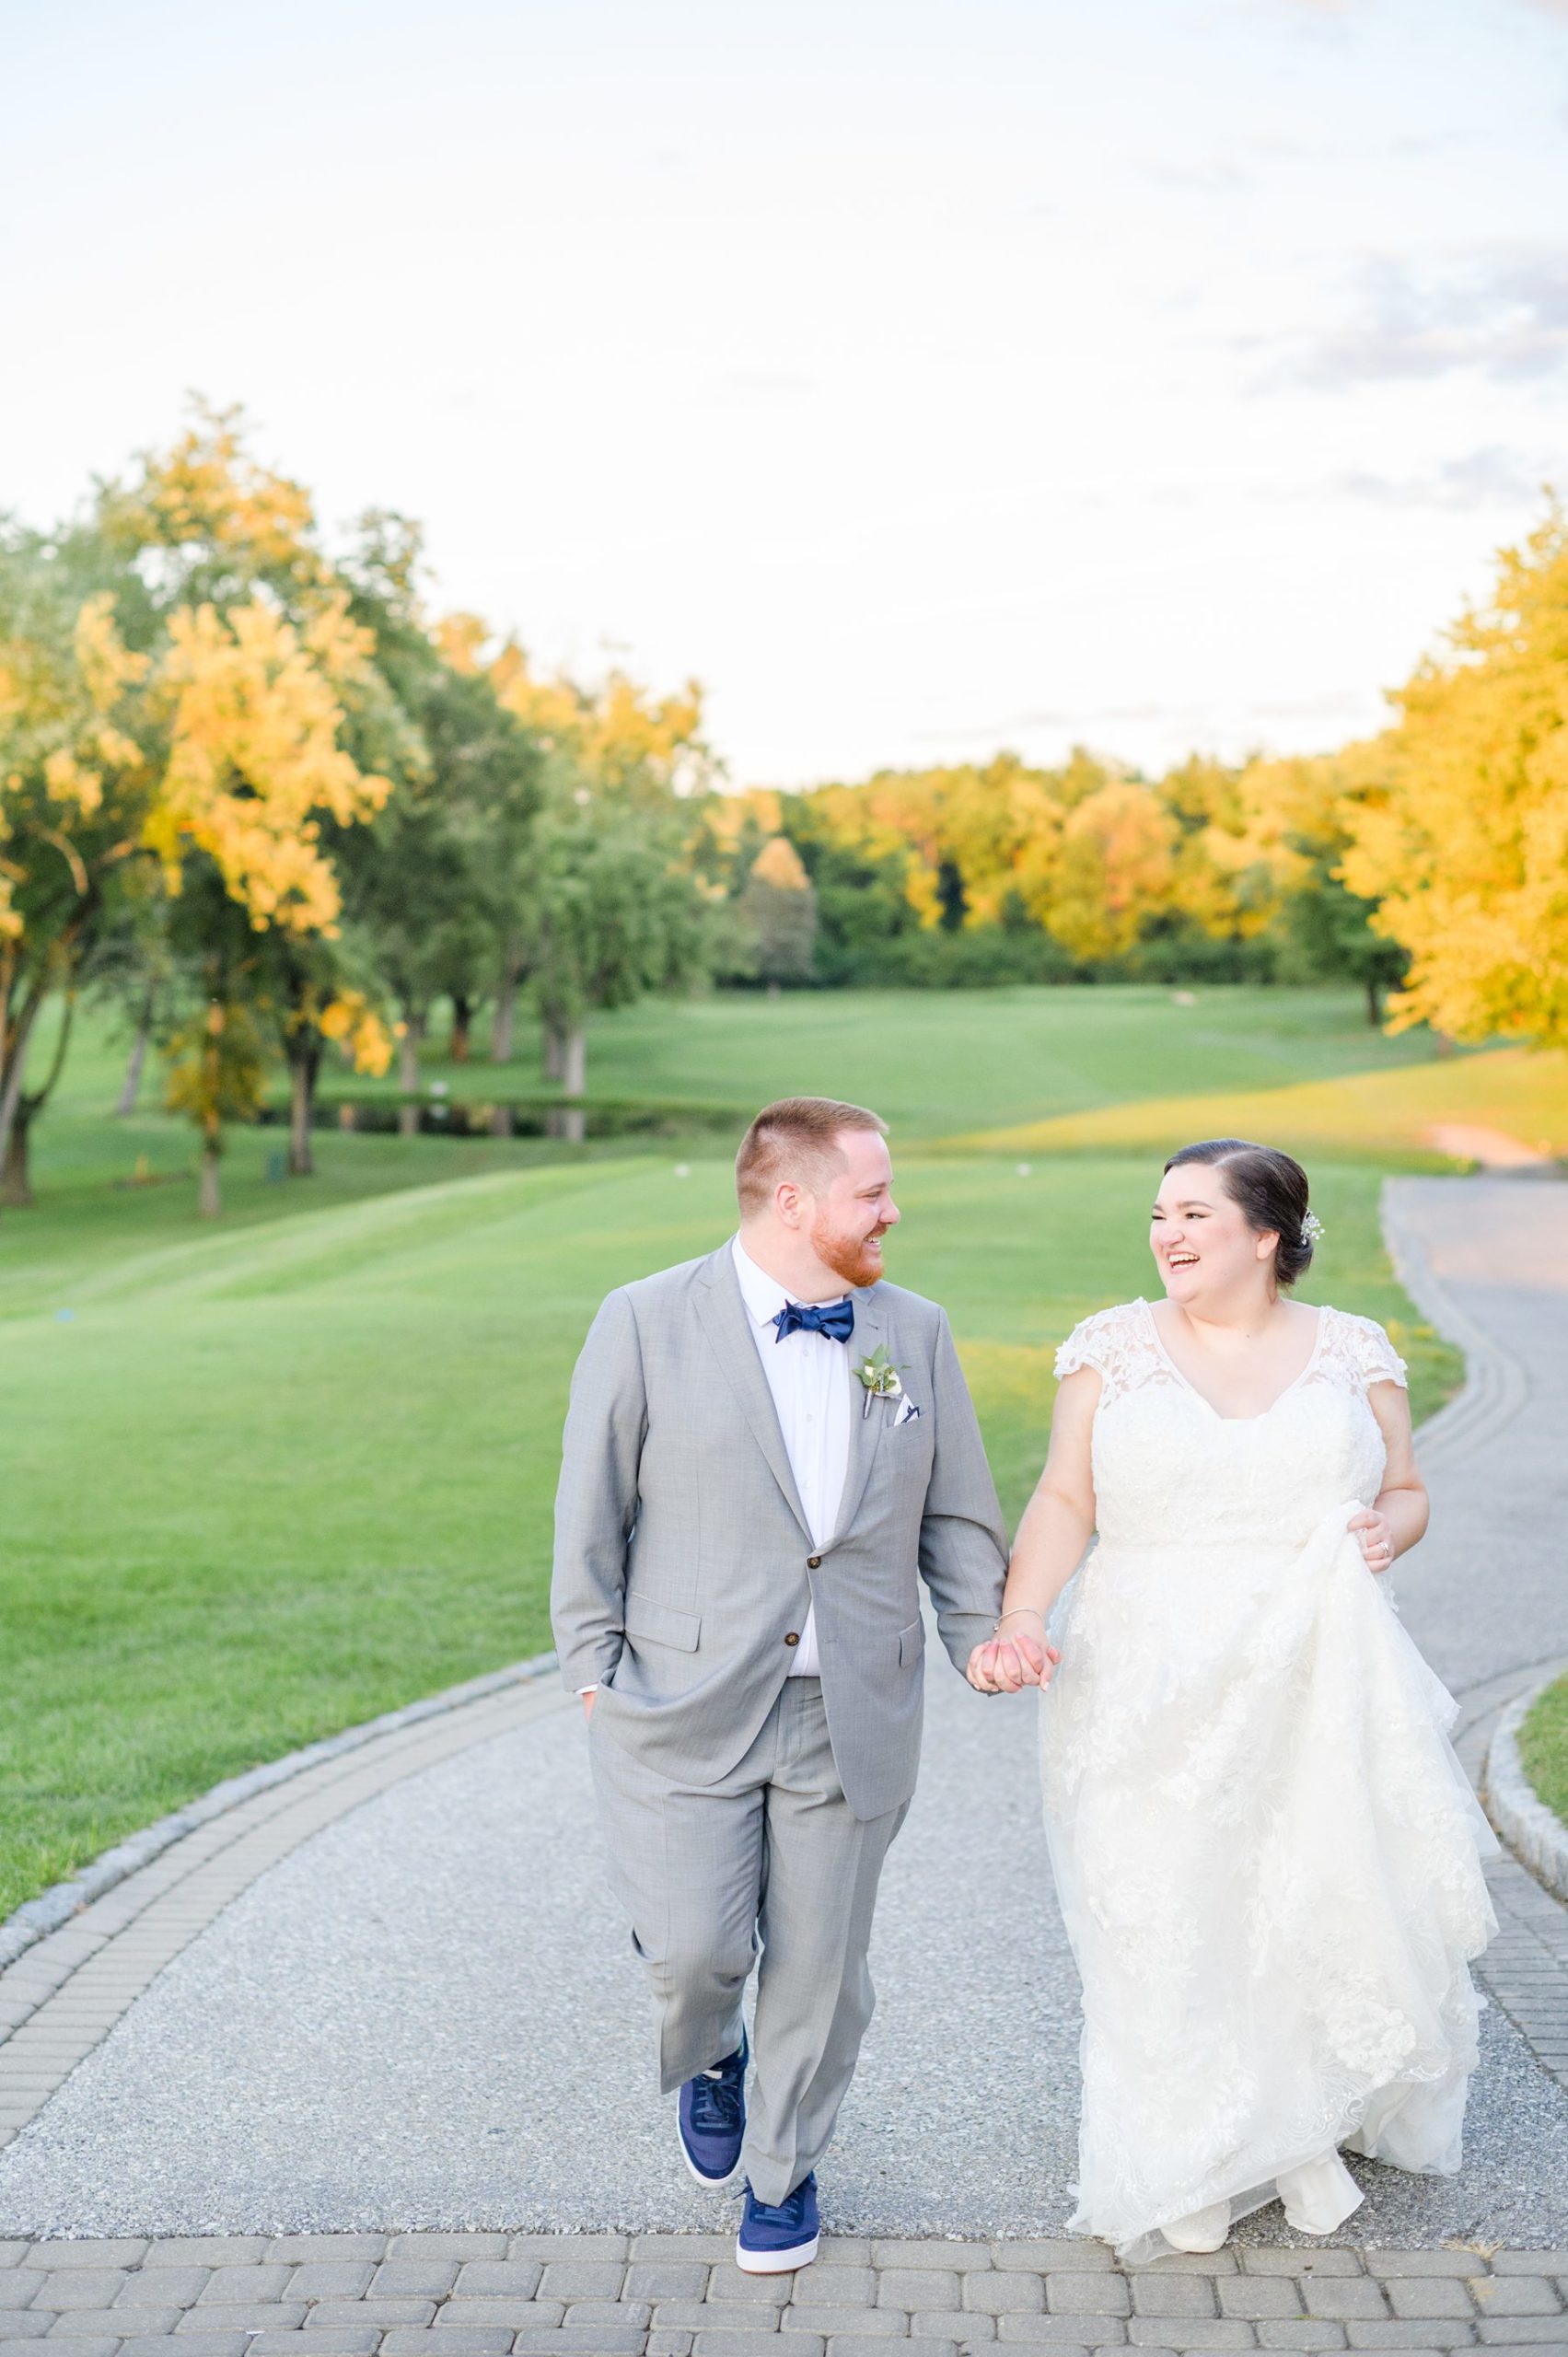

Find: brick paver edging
[0,2228,1564,2357]
[1487,1673,1568,1908]
[0,1655,561,1973]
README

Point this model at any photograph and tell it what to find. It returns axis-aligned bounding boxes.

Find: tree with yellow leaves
[1340,500,1568,1046]
[0,552,157,1202]
[0,405,397,1213]
[486,633,714,802]
[113,414,395,1200]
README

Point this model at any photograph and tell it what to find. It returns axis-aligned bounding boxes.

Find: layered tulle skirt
[1040,1504,1498,2263]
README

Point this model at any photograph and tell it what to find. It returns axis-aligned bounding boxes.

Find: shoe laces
[689,2065,743,2136]
[750,2174,812,2225]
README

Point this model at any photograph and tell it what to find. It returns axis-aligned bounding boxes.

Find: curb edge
[1485,1665,1568,1906]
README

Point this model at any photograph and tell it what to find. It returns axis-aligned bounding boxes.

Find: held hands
[966,1609,1062,1696]
[1348,1507,1396,1573]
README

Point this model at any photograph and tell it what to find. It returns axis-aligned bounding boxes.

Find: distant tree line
[703,750,1402,1008]
[3,406,1563,1216]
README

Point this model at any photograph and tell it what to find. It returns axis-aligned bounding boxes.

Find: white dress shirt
[577,1238,854,1693]
[728,1235,853,1675]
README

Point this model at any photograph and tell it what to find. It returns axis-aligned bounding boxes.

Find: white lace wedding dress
[1039,1299,1498,2263]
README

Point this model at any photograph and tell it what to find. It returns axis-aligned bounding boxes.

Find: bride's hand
[1348,1506,1395,1573]
[966,1630,1062,1693]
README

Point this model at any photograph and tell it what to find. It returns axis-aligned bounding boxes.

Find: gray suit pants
[589,1678,908,2206]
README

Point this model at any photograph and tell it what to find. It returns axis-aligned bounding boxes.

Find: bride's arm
[966,1365,1099,1692]
[1349,1381,1429,1572]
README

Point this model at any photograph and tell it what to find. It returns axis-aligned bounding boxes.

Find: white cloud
[1275,247,1568,386]
[1331,447,1548,508]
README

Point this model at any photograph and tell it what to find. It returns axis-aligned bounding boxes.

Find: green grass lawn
[1519,1677,1568,1832]
[0,983,1472,1918]
[245,981,1460,1137]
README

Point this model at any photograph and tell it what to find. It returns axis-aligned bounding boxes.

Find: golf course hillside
[6,982,1552,1919]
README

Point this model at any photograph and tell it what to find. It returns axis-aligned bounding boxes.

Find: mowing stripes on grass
[0,1149,1457,1919]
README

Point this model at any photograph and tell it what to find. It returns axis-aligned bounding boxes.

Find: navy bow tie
[772,1296,855,1345]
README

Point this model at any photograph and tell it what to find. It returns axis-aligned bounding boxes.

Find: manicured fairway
[1,1145,1451,1917]
[961,1042,1568,1165]
[0,984,1484,1917]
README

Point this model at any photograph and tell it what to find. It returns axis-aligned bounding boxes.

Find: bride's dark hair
[1164,1138,1314,1288]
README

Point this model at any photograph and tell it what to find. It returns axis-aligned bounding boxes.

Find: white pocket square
[892,1396,922,1426]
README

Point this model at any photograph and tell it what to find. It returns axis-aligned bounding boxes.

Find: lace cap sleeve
[1342,1311,1409,1391]
[1052,1302,1149,1398]
[1054,1316,1102,1382]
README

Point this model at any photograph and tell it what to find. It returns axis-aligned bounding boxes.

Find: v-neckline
[1140,1296,1328,1424]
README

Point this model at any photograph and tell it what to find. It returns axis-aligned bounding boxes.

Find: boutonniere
[853,1343,904,1418]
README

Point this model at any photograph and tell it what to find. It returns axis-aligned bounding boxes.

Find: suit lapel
[833,1283,889,1540]
[693,1248,812,1540]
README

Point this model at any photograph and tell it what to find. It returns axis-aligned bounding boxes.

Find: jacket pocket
[624,1592,703,1652]
[897,1617,924,1668]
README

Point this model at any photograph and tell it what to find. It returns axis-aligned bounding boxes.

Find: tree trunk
[398,1014,424,1138]
[198,1141,222,1217]
[0,988,71,1210]
[490,1103,515,1138]
[542,1019,565,1083]
[766,978,782,1003]
[287,1046,320,1177]
[492,962,521,1063]
[562,1019,587,1098]
[0,1100,32,1208]
[450,995,472,1063]
[546,1018,587,1143]
[1365,976,1382,1028]
[0,990,44,1211]
[116,1003,153,1115]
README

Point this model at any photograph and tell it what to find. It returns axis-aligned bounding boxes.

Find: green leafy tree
[531,797,714,1129]
[738,834,817,994]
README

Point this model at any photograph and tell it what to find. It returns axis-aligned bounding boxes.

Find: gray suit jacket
[551,1242,1009,1820]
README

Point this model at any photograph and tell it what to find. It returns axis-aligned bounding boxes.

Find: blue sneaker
[736,2172,819,2273]
[677,2031,748,2188]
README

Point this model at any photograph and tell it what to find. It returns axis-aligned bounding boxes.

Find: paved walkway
[0,1177,1566,2350]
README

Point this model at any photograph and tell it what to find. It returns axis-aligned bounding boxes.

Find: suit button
[807,1554,821,1569]
[784,1631,800,1647]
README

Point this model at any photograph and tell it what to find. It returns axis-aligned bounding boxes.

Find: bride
[969,1137,1498,2262]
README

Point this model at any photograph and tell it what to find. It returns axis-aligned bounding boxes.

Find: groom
[552,1096,1008,2272]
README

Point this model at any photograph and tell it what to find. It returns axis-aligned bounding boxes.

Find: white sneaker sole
[674,2131,745,2196]
[680,2141,743,2190]
[735,2232,819,2274]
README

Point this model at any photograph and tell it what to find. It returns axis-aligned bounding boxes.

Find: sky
[3,0,1567,788]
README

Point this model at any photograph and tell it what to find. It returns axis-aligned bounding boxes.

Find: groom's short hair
[736,1097,889,1214]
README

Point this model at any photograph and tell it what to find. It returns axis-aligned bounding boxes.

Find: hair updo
[1163,1137,1315,1288]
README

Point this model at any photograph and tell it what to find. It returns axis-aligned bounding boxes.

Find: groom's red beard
[811,1214,888,1290]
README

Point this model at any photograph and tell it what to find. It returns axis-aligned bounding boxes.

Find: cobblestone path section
[0,2229,1566,2357]
[0,1178,1564,2257]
